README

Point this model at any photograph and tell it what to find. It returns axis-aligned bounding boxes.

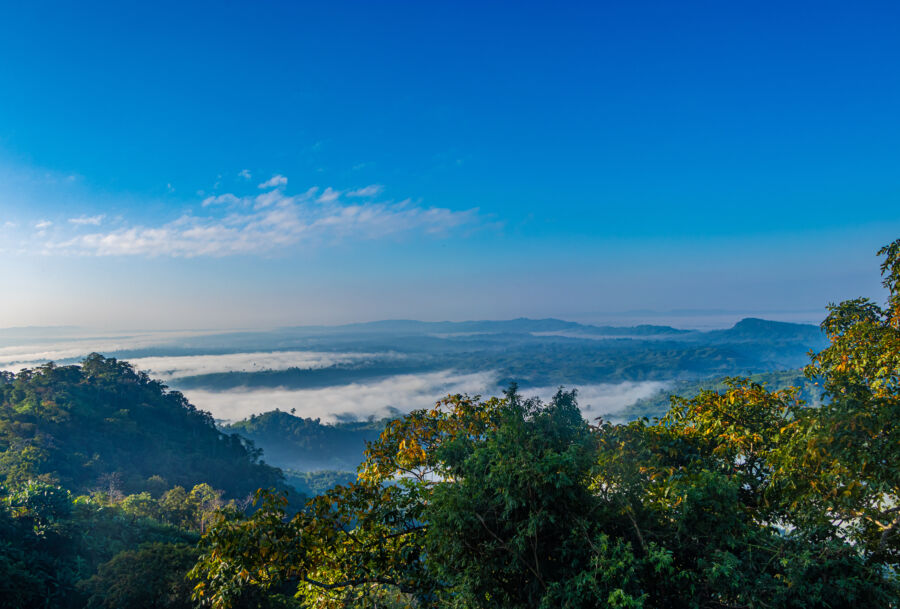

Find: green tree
[424,388,650,609]
[121,491,162,521]
[77,542,199,609]
[772,239,900,562]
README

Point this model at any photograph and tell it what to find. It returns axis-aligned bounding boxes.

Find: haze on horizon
[1,1,898,330]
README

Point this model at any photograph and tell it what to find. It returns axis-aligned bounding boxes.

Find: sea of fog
[0,330,669,423]
[182,373,667,423]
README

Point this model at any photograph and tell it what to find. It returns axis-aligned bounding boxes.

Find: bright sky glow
[1,1,898,329]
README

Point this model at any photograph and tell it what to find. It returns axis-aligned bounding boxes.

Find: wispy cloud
[35,220,53,229]
[347,184,383,198]
[317,187,341,203]
[183,369,499,422]
[258,174,288,189]
[0,331,214,372]
[68,214,104,226]
[45,179,480,258]
[127,350,402,379]
[201,193,241,207]
[238,169,252,179]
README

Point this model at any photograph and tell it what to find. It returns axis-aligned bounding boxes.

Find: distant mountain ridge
[276,317,691,336]
[269,316,822,342]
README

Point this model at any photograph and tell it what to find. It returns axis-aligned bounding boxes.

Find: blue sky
[0,1,898,329]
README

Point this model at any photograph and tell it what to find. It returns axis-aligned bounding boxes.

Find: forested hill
[222,410,387,472]
[698,317,825,344]
[0,354,284,498]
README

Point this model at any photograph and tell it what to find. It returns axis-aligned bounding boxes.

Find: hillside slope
[0,354,284,498]
[222,410,387,472]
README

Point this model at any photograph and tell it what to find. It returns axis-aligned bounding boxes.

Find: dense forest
[2,241,899,608]
[0,355,302,608]
[0,353,285,497]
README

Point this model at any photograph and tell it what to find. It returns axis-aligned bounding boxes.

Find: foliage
[614,368,824,421]
[77,542,200,609]
[424,388,612,609]
[774,239,900,562]
[0,480,199,609]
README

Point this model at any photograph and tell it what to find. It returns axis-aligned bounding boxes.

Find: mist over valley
[0,315,826,430]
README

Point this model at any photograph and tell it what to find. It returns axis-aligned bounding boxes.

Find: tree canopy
[0,354,284,498]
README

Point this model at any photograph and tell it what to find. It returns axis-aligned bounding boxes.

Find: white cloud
[0,331,215,372]
[127,350,403,379]
[201,193,241,207]
[239,169,252,179]
[2,221,17,229]
[182,369,499,422]
[35,220,52,229]
[178,374,667,424]
[317,187,341,203]
[258,174,288,189]
[46,183,479,258]
[347,184,383,198]
[68,214,104,226]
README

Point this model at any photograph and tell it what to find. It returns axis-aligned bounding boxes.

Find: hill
[222,410,387,472]
[0,354,284,498]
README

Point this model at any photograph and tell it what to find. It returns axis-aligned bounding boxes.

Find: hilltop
[0,354,284,498]
[221,410,387,472]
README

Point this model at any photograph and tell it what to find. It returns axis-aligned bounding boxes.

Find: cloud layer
[127,350,402,380]
[180,371,667,424]
[183,369,500,422]
[0,331,218,371]
[45,181,478,258]
[0,333,667,425]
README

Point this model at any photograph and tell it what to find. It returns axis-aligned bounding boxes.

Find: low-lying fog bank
[181,370,667,423]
